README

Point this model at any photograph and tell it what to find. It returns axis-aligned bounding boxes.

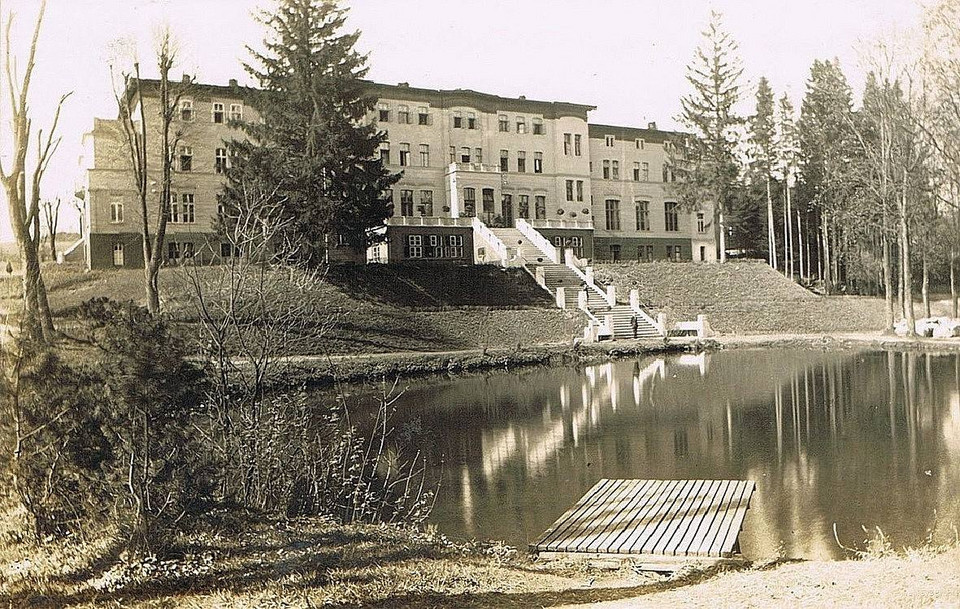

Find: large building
[81,78,716,269]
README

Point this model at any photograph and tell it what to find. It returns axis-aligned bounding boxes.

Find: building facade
[83,78,716,269]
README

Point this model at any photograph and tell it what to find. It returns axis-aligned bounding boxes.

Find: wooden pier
[530,479,756,571]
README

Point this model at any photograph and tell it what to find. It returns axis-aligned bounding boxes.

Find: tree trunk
[718,206,727,263]
[951,247,958,319]
[766,179,777,270]
[797,209,805,281]
[785,183,794,280]
[821,209,832,295]
[882,230,895,333]
[900,177,915,336]
[922,251,930,319]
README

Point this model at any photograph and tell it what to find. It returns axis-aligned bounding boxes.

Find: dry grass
[595,260,891,335]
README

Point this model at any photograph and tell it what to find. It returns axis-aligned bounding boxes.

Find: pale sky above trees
[0,0,922,241]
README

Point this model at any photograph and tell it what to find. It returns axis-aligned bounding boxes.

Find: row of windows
[606,243,689,262]
[173,146,230,174]
[459,188,548,220]
[602,200,704,233]
[179,100,243,123]
[378,104,547,134]
[378,103,432,126]
[110,194,197,224]
[380,143,547,174]
[562,133,583,156]
[603,135,646,150]
[405,234,465,259]
[111,241,240,267]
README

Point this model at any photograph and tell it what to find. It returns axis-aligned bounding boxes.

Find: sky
[0,0,925,242]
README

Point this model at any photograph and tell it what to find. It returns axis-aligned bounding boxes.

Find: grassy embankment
[594,260,893,335]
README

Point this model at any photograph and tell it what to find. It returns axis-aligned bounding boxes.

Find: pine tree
[227,0,398,264]
[798,59,855,294]
[677,10,745,263]
[748,77,777,269]
[775,94,800,279]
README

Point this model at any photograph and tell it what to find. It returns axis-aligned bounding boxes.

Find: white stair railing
[515,219,558,263]
[629,289,667,336]
[562,249,612,306]
[471,217,508,265]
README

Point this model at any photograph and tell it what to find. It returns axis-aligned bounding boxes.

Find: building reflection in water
[380,350,960,560]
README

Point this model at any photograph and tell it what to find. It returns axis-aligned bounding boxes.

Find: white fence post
[556,286,566,309]
[630,289,639,309]
[605,285,616,306]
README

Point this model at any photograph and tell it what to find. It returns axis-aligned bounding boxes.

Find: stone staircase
[590,303,663,339]
[490,227,553,265]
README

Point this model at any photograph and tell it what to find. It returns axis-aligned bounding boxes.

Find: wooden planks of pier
[530,479,756,571]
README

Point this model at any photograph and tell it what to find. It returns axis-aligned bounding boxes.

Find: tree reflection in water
[346,350,960,560]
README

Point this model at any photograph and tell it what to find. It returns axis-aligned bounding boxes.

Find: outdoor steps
[491,228,552,264]
[590,304,662,339]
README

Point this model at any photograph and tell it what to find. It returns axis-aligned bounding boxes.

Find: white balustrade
[515,219,558,263]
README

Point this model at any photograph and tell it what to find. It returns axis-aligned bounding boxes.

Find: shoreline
[266,331,960,390]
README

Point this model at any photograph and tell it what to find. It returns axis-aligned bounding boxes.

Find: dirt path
[554,549,960,608]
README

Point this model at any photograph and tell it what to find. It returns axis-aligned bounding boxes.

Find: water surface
[351,349,960,560]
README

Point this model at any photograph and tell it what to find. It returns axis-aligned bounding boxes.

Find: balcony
[529,218,594,230]
[448,162,501,173]
[386,216,473,227]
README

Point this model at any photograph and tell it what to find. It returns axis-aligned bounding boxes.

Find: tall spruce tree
[775,94,800,279]
[748,77,777,269]
[227,0,398,263]
[798,59,855,294]
[677,10,745,263]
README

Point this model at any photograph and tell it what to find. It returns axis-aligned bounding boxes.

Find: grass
[595,260,892,335]
[0,263,584,356]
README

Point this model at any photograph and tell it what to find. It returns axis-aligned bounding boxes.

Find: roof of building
[587,123,685,144]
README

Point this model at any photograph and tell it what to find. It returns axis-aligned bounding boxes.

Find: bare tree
[41,197,59,261]
[0,0,68,341]
[111,28,189,315]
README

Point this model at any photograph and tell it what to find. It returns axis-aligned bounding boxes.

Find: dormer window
[605,134,615,147]
[516,117,526,134]
[212,102,224,123]
[229,103,243,121]
[180,99,193,121]
[378,103,390,122]
[453,111,463,129]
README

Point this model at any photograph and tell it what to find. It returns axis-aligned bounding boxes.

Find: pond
[349,349,960,560]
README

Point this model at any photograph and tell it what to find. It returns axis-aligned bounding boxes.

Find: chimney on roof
[181,74,191,84]
[518,95,526,100]
[229,78,238,87]
[398,82,409,87]
[647,121,657,130]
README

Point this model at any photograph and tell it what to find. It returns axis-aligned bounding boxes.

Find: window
[633,162,641,181]
[419,190,434,216]
[418,106,429,125]
[518,194,530,219]
[171,193,195,224]
[636,200,650,230]
[215,148,228,174]
[665,201,679,231]
[420,144,430,167]
[642,161,650,181]
[400,189,414,216]
[220,242,241,258]
[178,146,193,172]
[642,245,654,261]
[570,236,583,258]
[605,134,614,147]
[563,133,571,155]
[517,150,526,173]
[610,243,621,261]
[533,118,543,135]
[230,103,243,121]
[663,164,675,182]
[534,151,543,173]
[449,146,456,163]
[499,115,509,132]
[460,146,471,163]
[398,105,410,124]
[212,102,224,123]
[605,199,621,230]
[379,142,390,164]
[446,234,464,258]
[179,99,193,121]
[603,160,610,179]
[378,103,390,122]
[167,241,180,261]
[467,112,477,129]
[463,188,476,216]
[482,188,495,214]
[636,138,645,150]
[574,134,582,156]
[112,243,124,266]
[667,244,682,261]
[384,189,394,215]
[500,150,509,172]
[535,195,546,219]
[183,242,195,259]
[700,245,706,261]
[475,148,483,163]
[565,179,574,201]
[399,143,410,166]
[453,111,463,128]
[612,160,619,180]
[406,234,423,258]
[697,212,706,233]
[516,117,526,133]
[110,196,123,223]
